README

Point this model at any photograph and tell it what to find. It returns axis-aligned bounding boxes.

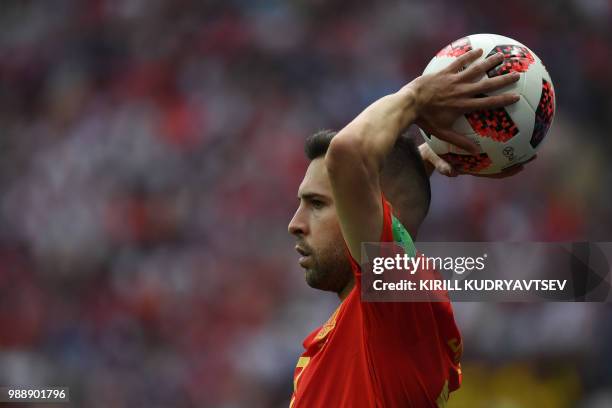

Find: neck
[338,278,355,301]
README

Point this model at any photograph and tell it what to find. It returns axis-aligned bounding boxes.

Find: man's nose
[288,208,308,236]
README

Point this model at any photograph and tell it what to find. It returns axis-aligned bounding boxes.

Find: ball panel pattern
[530,79,555,148]
[465,101,519,143]
[439,152,492,173]
[436,37,472,57]
[485,45,535,77]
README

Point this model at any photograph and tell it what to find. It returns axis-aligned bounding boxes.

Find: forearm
[328,85,418,172]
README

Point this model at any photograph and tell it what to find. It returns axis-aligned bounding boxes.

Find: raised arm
[325,49,519,259]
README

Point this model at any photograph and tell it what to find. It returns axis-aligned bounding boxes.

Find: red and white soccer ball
[420,33,556,175]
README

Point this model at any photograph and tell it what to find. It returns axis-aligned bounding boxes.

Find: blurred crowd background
[1,0,611,407]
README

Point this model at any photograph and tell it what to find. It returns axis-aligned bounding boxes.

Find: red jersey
[289,198,462,408]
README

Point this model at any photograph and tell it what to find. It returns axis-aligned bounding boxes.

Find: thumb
[419,142,458,177]
[433,155,458,177]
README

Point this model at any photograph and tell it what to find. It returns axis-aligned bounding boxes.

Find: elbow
[325,132,368,176]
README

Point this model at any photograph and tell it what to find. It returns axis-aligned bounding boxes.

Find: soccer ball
[419,34,556,175]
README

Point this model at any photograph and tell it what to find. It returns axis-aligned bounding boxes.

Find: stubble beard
[304,243,353,294]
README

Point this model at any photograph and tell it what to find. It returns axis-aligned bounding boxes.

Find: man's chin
[304,268,344,293]
[304,268,326,290]
[304,269,319,287]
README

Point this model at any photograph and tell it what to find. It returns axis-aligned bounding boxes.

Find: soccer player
[287,49,521,407]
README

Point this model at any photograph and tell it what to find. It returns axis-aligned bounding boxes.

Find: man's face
[288,158,352,293]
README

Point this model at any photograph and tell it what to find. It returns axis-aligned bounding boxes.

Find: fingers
[445,49,519,111]
[460,52,504,81]
[433,156,458,177]
[445,48,483,73]
[419,119,480,155]
[463,72,520,95]
[419,143,457,176]
[427,127,480,156]
[459,93,520,111]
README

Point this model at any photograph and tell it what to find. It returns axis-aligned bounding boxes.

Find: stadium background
[0,0,611,407]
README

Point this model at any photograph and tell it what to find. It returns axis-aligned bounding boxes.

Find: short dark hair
[305,129,336,161]
[304,129,431,237]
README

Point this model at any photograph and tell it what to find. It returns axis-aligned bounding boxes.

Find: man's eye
[311,200,324,209]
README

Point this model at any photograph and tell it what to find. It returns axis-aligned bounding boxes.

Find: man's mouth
[298,256,311,267]
[295,245,309,255]
[295,245,312,267]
